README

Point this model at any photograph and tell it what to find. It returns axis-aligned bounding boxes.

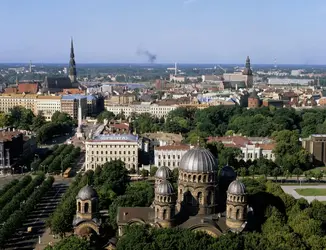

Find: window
[163,209,167,220]
[84,203,89,213]
[78,202,81,212]
[197,192,203,205]
[207,191,212,205]
[236,209,240,220]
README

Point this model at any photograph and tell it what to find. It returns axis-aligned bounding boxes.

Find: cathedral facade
[117,147,248,237]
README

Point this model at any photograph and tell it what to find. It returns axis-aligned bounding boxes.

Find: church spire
[245,56,250,69]
[69,37,77,83]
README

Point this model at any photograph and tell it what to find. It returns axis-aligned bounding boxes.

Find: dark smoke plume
[137,48,157,63]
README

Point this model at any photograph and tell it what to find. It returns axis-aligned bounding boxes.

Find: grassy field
[295,188,326,196]
[305,166,326,174]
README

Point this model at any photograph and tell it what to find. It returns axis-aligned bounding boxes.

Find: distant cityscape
[1,38,326,250]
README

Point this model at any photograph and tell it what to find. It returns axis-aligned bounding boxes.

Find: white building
[85,134,139,171]
[35,96,62,121]
[154,144,190,169]
[105,103,178,118]
[240,144,275,162]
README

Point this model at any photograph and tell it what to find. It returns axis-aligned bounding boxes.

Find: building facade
[85,134,139,171]
[0,131,24,174]
[207,136,276,162]
[61,95,87,120]
[302,134,326,165]
[154,145,190,169]
[0,94,36,113]
[117,147,248,237]
[105,103,178,118]
[35,96,62,121]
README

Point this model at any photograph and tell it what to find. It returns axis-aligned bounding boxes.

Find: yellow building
[0,94,37,113]
[35,96,62,121]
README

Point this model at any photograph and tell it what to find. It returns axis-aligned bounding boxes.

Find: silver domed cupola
[76,185,98,200]
[156,180,175,195]
[227,180,246,195]
[155,166,172,180]
[180,148,218,173]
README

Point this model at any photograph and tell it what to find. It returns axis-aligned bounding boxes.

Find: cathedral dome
[180,148,218,173]
[76,185,98,200]
[220,165,237,179]
[155,166,172,180]
[156,180,175,195]
[227,180,246,195]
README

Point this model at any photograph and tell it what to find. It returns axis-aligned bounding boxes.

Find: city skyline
[1,0,326,64]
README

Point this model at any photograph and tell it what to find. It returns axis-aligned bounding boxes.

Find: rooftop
[91,134,138,142]
[155,144,190,151]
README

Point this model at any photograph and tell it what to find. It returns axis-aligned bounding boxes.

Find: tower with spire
[69,38,77,83]
[242,56,253,88]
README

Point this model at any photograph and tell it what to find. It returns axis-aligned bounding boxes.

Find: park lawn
[305,166,326,174]
[295,188,326,196]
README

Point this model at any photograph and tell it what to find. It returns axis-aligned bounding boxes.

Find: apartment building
[154,144,190,169]
[61,95,87,120]
[302,134,326,165]
[0,94,37,113]
[35,96,62,121]
[105,102,178,118]
[85,134,139,171]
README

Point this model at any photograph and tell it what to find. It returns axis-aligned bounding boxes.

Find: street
[0,175,21,189]
[3,179,69,250]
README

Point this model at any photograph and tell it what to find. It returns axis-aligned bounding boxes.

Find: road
[3,179,70,250]
[0,175,21,189]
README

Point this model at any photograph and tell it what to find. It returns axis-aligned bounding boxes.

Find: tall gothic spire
[69,37,77,83]
[245,56,250,69]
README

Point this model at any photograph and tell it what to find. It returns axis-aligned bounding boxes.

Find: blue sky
[1,0,326,64]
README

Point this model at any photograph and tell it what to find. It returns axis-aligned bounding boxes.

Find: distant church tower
[69,38,77,83]
[242,56,253,88]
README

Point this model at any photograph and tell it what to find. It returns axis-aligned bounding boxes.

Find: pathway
[281,185,326,203]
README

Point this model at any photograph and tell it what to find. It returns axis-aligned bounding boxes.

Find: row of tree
[0,176,54,246]
[0,175,32,209]
[31,144,80,173]
[0,174,45,223]
[47,171,93,236]
[0,179,19,197]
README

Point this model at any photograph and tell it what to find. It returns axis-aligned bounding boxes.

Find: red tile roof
[18,83,38,94]
[4,87,18,94]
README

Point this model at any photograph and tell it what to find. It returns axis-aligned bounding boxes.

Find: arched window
[197,192,203,205]
[163,209,167,220]
[236,209,240,220]
[193,175,196,182]
[198,175,202,182]
[188,175,191,182]
[228,207,232,218]
[78,202,81,212]
[164,196,167,202]
[203,175,206,182]
[207,191,212,205]
[156,208,159,217]
[84,203,89,213]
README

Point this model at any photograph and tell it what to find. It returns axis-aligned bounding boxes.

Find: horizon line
[1,62,326,66]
